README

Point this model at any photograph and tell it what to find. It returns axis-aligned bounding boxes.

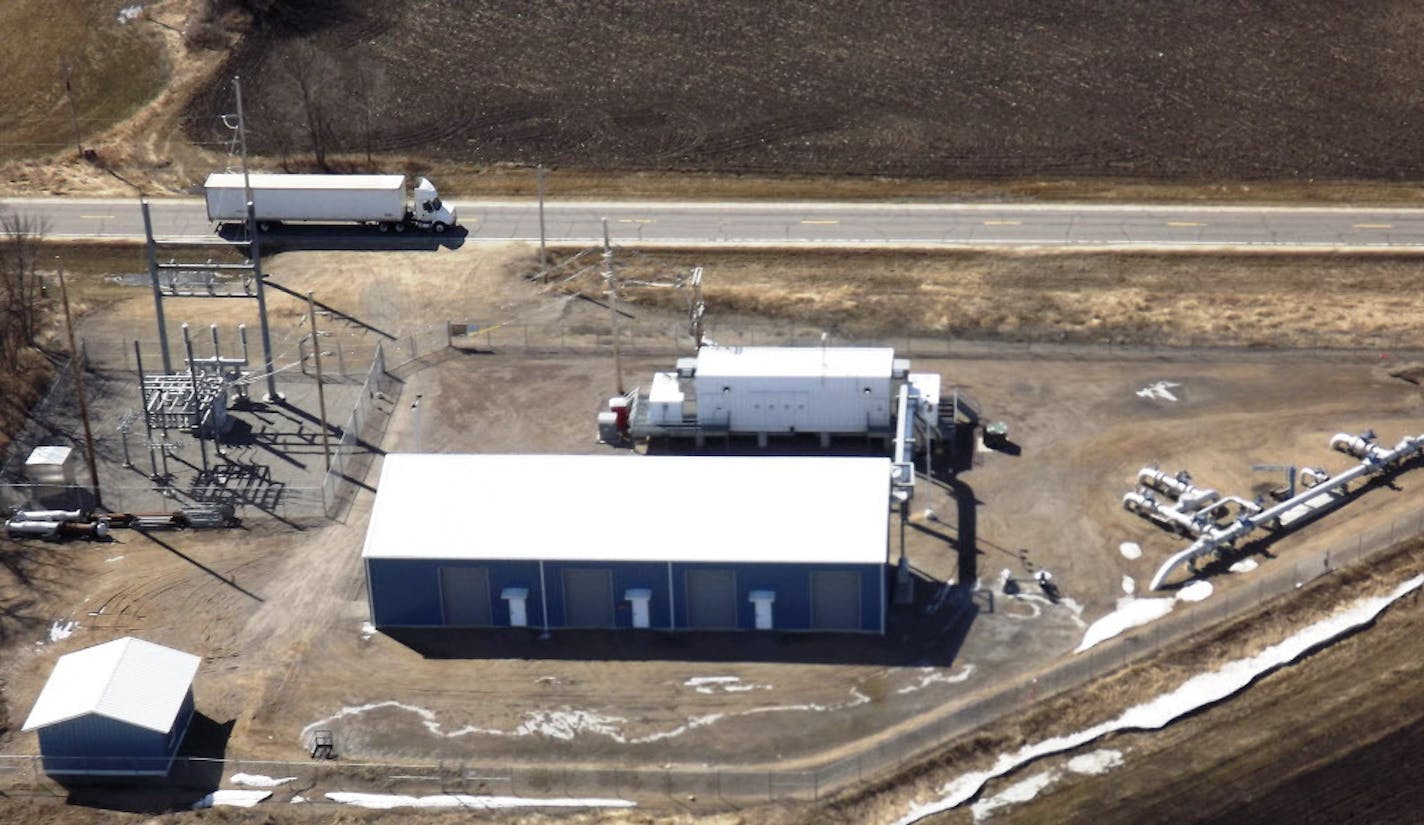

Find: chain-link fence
[0,333,391,522]
[320,342,397,519]
[428,319,1424,366]
[0,505,1419,805]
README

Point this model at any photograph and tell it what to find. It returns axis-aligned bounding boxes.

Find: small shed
[364,454,891,634]
[22,637,201,777]
[24,446,78,486]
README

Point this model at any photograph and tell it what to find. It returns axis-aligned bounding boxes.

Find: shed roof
[23,637,201,733]
[204,173,405,192]
[362,454,890,565]
[25,446,73,467]
[694,346,896,380]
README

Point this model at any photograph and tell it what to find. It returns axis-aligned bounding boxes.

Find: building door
[562,568,615,628]
[686,569,738,629]
[811,570,861,630]
[439,567,492,626]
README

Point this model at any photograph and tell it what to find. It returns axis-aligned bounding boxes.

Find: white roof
[363,454,890,565]
[695,346,896,379]
[204,173,405,192]
[23,637,201,733]
[26,446,73,466]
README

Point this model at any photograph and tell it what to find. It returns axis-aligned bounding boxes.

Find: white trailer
[203,173,458,233]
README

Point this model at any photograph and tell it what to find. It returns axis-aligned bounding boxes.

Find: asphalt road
[7,196,1424,250]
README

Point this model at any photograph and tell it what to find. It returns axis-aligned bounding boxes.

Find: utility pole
[181,324,210,475]
[234,75,282,403]
[602,218,624,395]
[307,292,333,471]
[537,164,548,275]
[140,200,173,372]
[689,266,705,348]
[62,62,83,159]
[58,264,100,506]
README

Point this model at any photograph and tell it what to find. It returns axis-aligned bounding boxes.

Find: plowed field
[190,1,1424,181]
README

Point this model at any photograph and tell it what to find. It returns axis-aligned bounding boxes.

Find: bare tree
[0,211,50,370]
[345,55,387,167]
[287,45,340,170]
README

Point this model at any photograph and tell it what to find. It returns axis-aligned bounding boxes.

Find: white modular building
[363,454,892,634]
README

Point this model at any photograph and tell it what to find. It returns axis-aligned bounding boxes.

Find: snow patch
[1229,558,1259,574]
[1077,579,1217,652]
[1135,381,1181,401]
[968,749,1125,821]
[970,770,1056,822]
[325,792,634,810]
[290,795,307,804]
[994,570,1086,627]
[1074,598,1175,652]
[193,790,271,809]
[1176,580,1214,602]
[684,676,770,694]
[303,684,870,747]
[1066,749,1123,775]
[1119,542,1142,560]
[895,665,976,695]
[117,4,143,24]
[1121,575,1136,595]
[894,574,1424,825]
[360,622,376,641]
[48,620,77,643]
[105,555,125,563]
[230,773,296,788]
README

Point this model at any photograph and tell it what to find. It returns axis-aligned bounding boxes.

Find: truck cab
[411,177,457,233]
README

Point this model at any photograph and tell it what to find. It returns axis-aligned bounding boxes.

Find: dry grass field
[595,249,1424,351]
[0,1,168,164]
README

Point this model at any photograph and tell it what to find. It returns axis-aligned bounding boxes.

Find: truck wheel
[393,222,407,233]
[378,222,391,233]
[257,221,272,232]
[432,221,448,234]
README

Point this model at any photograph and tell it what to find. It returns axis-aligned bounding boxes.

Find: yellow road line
[1167,221,1204,227]
[80,215,114,219]
[618,218,655,224]
[800,219,840,225]
[983,220,1021,226]
[1353,223,1393,229]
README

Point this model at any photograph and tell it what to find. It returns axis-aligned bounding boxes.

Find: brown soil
[18,3,1424,203]
[185,1,1424,186]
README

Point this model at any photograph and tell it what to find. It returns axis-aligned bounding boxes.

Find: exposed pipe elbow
[1178,487,1220,512]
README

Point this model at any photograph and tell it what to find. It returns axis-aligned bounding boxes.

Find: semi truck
[203,173,458,233]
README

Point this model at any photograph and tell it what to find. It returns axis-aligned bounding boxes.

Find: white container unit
[692,346,897,434]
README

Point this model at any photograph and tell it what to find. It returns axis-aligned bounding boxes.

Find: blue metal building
[363,454,891,634]
[22,637,201,777]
